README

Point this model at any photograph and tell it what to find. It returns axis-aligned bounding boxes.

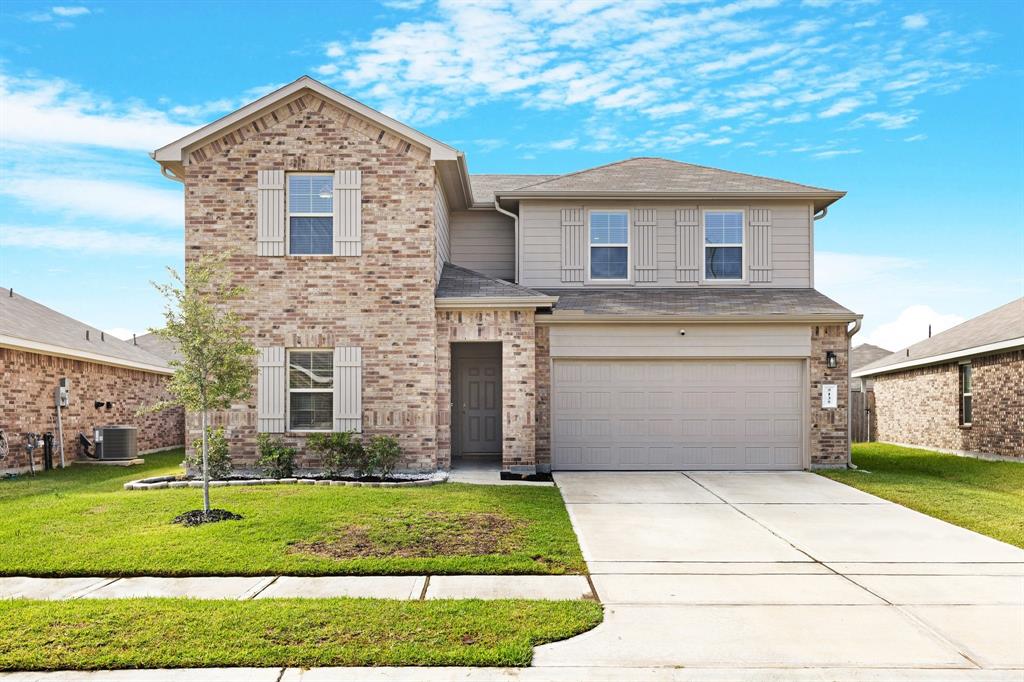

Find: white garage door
[552,359,804,470]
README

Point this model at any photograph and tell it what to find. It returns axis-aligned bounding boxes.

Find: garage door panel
[553,359,805,471]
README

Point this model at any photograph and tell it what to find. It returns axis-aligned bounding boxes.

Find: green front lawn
[0,450,586,576]
[0,598,603,670]
[820,442,1024,548]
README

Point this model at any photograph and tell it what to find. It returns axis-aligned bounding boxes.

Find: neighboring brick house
[153,76,860,474]
[0,289,185,473]
[854,298,1023,459]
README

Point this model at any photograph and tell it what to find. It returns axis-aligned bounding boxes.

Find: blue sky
[1,0,1021,350]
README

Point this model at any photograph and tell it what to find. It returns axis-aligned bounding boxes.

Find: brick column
[810,324,850,467]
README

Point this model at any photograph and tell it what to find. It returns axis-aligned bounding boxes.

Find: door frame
[451,342,503,458]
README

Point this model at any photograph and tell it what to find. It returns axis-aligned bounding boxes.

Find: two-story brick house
[153,76,860,474]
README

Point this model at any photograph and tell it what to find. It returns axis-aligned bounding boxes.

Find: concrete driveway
[536,472,1024,674]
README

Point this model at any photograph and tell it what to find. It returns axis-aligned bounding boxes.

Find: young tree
[149,255,257,514]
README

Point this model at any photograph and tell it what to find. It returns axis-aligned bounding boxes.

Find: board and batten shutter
[560,208,585,283]
[333,170,362,257]
[675,208,700,282]
[749,208,772,283]
[634,208,658,283]
[333,346,362,432]
[256,170,286,256]
[257,347,286,433]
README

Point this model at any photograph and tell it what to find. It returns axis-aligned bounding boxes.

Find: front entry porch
[451,342,502,466]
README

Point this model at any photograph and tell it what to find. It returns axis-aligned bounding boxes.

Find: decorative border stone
[124,473,447,491]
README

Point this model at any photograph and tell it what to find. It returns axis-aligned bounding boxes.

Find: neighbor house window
[959,363,972,426]
[589,210,629,280]
[704,210,744,280]
[288,350,333,431]
[288,174,333,255]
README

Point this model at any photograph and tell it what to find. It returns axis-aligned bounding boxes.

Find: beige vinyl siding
[449,210,515,280]
[518,200,813,289]
[547,323,811,358]
[434,175,450,283]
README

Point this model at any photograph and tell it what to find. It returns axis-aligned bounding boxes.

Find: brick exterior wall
[535,324,551,471]
[873,350,1023,458]
[810,324,851,467]
[0,348,184,472]
[436,309,537,472]
[183,92,438,470]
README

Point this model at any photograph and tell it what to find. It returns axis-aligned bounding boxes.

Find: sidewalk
[0,574,592,601]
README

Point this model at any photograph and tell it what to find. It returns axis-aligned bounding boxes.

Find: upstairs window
[288,349,334,431]
[704,210,744,280]
[589,210,629,280]
[288,174,333,255]
[959,363,972,426]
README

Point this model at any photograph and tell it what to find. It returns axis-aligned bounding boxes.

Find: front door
[457,356,502,455]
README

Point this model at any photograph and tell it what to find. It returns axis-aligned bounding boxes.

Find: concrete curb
[123,473,447,491]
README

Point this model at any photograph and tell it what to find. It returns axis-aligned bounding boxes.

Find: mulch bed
[172,509,244,527]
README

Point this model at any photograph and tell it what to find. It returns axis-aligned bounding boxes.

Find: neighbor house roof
[493,157,845,210]
[0,288,171,374]
[854,298,1024,378]
[435,264,557,308]
[538,287,857,321]
[134,332,183,364]
[851,343,893,370]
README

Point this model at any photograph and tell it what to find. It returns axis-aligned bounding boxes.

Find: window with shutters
[588,210,630,281]
[288,350,334,431]
[287,174,333,255]
[703,210,744,280]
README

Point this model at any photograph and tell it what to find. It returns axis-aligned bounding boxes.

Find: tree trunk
[201,408,210,513]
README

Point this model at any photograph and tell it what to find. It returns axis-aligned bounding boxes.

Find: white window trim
[701,208,747,284]
[959,361,972,427]
[286,349,335,432]
[585,208,632,284]
[286,172,334,257]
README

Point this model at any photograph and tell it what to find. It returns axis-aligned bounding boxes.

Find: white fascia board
[435,296,558,309]
[0,336,173,375]
[538,313,859,325]
[853,337,1024,378]
[154,76,459,163]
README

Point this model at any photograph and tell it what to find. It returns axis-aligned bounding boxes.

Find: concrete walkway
[535,472,1024,673]
[0,574,591,601]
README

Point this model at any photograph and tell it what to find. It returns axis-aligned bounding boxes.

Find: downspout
[493,198,520,283]
[813,206,828,221]
[846,318,862,468]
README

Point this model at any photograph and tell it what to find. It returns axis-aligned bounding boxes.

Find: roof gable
[153,76,459,168]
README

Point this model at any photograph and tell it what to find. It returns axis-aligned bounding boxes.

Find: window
[589,211,629,280]
[704,210,743,280]
[288,350,333,430]
[288,174,333,255]
[959,363,972,426]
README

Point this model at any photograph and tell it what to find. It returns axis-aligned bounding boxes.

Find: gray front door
[457,357,502,455]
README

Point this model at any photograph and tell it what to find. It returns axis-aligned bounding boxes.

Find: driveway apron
[536,471,1024,671]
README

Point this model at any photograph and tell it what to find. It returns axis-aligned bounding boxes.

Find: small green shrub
[187,427,231,480]
[307,431,365,477]
[256,433,297,479]
[364,435,402,478]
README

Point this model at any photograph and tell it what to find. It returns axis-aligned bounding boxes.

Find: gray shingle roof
[0,287,170,370]
[851,343,893,370]
[857,298,1024,375]
[134,332,183,364]
[540,287,856,318]
[436,264,553,300]
[506,157,842,196]
[469,174,558,204]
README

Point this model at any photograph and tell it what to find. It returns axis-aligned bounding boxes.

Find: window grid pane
[591,246,628,279]
[289,217,333,255]
[289,392,333,431]
[590,212,628,245]
[288,174,333,214]
[705,246,742,279]
[289,351,334,390]
[705,211,743,244]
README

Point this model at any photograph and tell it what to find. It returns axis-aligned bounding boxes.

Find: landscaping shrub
[307,431,365,477]
[364,435,402,478]
[256,434,297,479]
[187,427,231,480]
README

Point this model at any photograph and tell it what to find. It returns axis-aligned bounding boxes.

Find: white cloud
[324,41,345,58]
[819,96,869,118]
[902,14,929,30]
[314,64,339,76]
[862,305,965,350]
[0,225,181,256]
[51,6,90,17]
[904,133,927,142]
[853,111,917,129]
[0,176,182,227]
[812,148,861,158]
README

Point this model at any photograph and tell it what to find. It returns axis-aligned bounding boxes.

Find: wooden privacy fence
[850,388,876,443]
